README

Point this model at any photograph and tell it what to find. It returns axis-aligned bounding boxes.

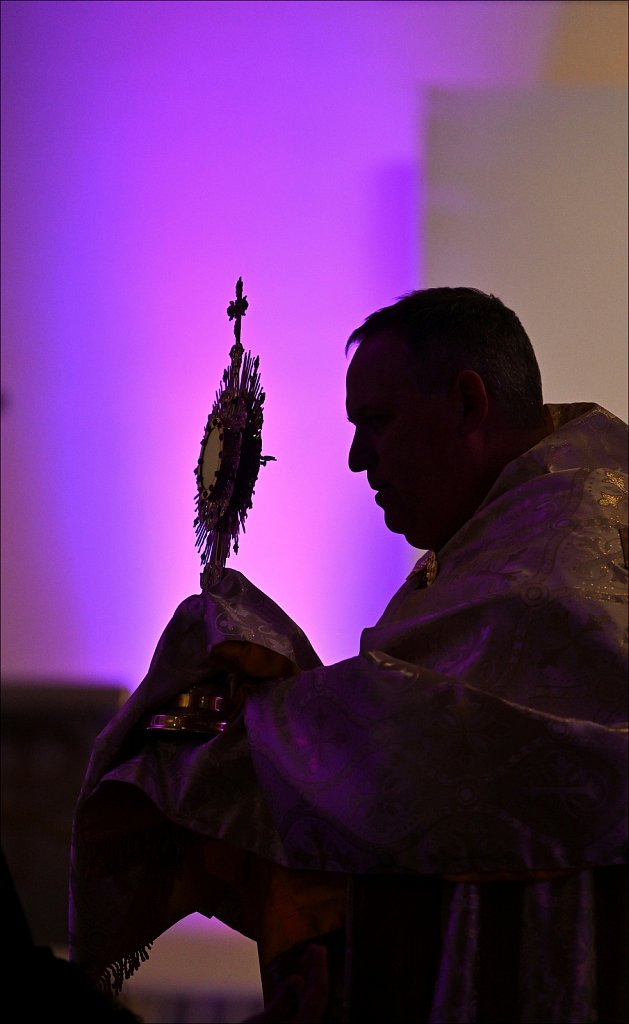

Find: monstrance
[145,278,274,735]
[194,276,275,592]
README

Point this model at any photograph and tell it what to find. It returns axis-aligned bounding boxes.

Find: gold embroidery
[425,550,439,586]
[406,550,439,587]
[598,472,627,508]
[599,492,622,508]
[606,471,627,492]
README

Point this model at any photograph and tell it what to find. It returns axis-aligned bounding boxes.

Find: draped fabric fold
[69,403,628,1020]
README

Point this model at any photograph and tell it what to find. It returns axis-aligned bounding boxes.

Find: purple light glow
[1,1,558,687]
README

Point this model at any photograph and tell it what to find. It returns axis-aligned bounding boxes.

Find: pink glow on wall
[1,1,558,687]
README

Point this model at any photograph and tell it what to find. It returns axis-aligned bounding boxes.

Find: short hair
[346,287,545,430]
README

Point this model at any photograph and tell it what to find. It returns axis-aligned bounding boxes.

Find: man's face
[345,331,466,551]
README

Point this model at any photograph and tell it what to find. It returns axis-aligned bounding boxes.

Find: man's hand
[211,640,296,681]
[146,593,296,692]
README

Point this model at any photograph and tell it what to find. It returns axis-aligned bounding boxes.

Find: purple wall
[1,1,557,686]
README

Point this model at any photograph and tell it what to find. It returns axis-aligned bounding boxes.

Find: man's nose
[348,431,370,474]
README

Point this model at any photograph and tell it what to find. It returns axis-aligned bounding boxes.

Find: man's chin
[382,508,407,538]
[383,509,430,550]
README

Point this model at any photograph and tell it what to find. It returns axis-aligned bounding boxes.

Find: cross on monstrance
[227,276,249,349]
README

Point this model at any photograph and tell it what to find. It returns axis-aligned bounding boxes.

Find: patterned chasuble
[69,403,628,1022]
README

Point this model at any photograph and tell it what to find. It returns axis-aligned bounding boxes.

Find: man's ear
[450,370,489,436]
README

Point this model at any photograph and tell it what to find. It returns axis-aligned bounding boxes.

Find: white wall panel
[425,88,628,419]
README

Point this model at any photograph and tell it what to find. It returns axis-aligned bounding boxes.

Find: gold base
[145,711,230,735]
[144,677,239,736]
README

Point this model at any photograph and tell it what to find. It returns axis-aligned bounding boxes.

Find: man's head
[345,287,548,551]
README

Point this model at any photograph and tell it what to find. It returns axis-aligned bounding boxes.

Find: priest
[69,287,628,1023]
